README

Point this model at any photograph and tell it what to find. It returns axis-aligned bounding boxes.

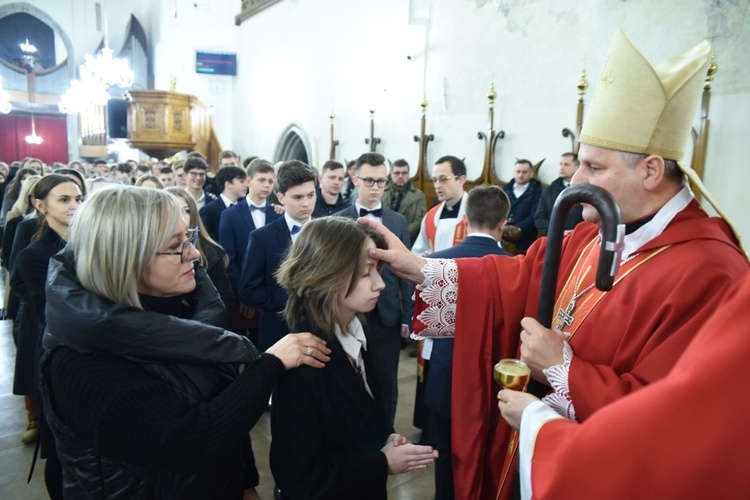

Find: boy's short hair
[276,161,317,194]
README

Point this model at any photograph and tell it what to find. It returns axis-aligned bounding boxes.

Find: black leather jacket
[40,249,263,499]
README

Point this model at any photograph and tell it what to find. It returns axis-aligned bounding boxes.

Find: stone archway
[274,124,310,165]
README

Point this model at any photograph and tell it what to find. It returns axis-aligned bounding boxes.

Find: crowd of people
[1,29,748,500]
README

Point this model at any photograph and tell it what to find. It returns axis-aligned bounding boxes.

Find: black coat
[10,226,65,396]
[534,177,584,236]
[203,241,236,314]
[40,248,278,499]
[199,197,229,241]
[502,178,543,252]
[271,322,392,499]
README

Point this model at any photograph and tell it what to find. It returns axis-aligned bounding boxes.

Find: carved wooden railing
[412,96,436,205]
[561,68,588,154]
[236,0,283,25]
[475,82,505,189]
[329,109,339,160]
[689,59,717,201]
[364,108,381,152]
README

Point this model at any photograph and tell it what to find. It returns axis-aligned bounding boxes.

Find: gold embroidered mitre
[580,29,711,161]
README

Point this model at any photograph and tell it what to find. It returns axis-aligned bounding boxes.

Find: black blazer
[238,216,291,349]
[335,206,413,327]
[271,322,392,499]
[199,197,229,242]
[424,235,510,417]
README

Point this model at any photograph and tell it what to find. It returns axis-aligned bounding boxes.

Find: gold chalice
[494,358,531,392]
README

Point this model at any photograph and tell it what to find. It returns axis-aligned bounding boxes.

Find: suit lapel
[274,216,291,247]
[235,199,256,233]
[326,337,380,434]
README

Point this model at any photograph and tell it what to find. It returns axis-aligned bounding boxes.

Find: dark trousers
[428,409,454,500]
[367,316,401,428]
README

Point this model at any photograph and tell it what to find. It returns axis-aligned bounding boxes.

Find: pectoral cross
[555,300,576,330]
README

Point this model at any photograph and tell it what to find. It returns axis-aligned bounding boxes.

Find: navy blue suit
[424,234,509,500]
[199,197,229,242]
[219,199,281,294]
[238,216,291,350]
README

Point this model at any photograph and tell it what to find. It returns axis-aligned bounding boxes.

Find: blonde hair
[68,186,182,308]
[6,175,41,221]
[164,187,226,268]
[275,217,386,339]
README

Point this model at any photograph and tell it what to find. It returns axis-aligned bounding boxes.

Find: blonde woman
[272,217,437,499]
[39,187,330,498]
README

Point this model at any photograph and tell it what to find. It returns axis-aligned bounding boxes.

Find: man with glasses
[382,159,427,244]
[336,152,412,427]
[411,155,469,257]
[183,156,217,209]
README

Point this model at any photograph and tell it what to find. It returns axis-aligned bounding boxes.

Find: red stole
[424,203,467,252]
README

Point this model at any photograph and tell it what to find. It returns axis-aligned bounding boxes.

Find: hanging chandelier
[25,113,43,145]
[0,76,11,114]
[58,0,133,114]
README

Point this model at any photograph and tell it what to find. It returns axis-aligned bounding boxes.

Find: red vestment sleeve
[446,239,548,500]
[531,274,750,499]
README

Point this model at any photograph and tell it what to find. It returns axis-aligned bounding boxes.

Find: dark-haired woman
[11,174,83,499]
[1,166,37,227]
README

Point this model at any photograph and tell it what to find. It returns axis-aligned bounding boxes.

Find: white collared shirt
[284,213,309,242]
[513,182,529,199]
[247,196,268,229]
[220,194,235,208]
[334,318,372,398]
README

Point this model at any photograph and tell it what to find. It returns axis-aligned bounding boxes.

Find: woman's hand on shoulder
[266,333,331,370]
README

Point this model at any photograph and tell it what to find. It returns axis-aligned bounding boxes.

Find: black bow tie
[249,204,265,211]
[359,208,383,217]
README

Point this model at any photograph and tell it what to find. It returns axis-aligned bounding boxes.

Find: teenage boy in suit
[239,161,317,350]
[219,159,280,294]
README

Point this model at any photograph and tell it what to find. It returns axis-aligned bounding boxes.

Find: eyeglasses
[187,171,206,178]
[357,176,389,188]
[430,175,457,184]
[156,227,199,264]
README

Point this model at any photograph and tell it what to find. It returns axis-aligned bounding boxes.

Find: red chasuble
[530,273,750,499]
[412,200,749,500]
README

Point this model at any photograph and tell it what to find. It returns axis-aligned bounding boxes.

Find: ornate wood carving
[561,69,588,154]
[412,96,436,205]
[236,0,283,26]
[364,108,381,152]
[690,59,717,201]
[476,82,505,187]
[127,89,213,160]
[329,110,339,160]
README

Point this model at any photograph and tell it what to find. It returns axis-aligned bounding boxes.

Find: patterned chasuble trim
[553,237,671,339]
